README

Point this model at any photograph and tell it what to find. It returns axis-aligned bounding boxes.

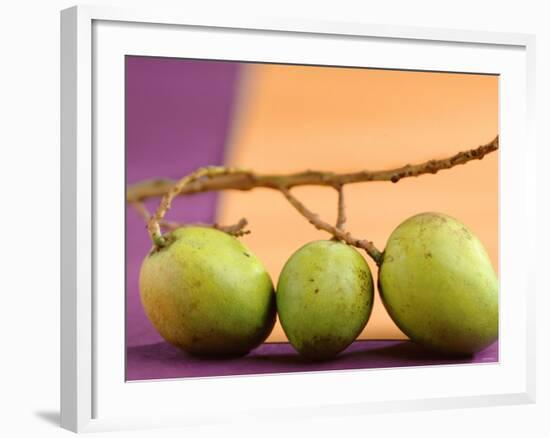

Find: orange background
[218,64,498,342]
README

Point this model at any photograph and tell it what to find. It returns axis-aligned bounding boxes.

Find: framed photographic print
[60,4,536,433]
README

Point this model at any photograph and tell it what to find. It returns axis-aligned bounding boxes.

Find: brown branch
[147,166,251,246]
[335,185,347,229]
[132,136,497,262]
[159,217,250,237]
[280,188,383,265]
[126,136,498,203]
[131,199,249,239]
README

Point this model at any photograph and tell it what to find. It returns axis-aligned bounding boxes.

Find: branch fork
[129,136,498,265]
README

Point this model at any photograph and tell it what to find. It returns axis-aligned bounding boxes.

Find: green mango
[277,240,374,360]
[139,227,276,356]
[379,212,498,355]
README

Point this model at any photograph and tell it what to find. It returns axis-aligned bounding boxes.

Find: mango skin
[276,240,374,360]
[139,227,276,357]
[379,212,498,355]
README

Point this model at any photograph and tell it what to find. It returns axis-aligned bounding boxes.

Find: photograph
[124,55,499,381]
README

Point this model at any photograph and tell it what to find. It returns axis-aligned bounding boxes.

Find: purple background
[125,56,498,380]
[125,56,241,348]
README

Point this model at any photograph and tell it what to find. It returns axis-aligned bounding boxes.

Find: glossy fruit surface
[139,227,276,356]
[379,212,498,355]
[277,240,374,360]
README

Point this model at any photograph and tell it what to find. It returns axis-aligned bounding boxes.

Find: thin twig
[131,201,151,222]
[159,217,250,237]
[147,166,250,247]
[127,136,499,203]
[335,185,346,229]
[280,187,383,265]
[132,197,249,240]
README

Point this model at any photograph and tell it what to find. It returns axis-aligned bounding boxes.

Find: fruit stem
[335,185,347,229]
[280,187,384,265]
[146,166,252,248]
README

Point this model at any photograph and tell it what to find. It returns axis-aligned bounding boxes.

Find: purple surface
[125,57,241,347]
[126,340,499,380]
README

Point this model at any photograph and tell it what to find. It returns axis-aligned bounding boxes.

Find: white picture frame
[60,4,536,433]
